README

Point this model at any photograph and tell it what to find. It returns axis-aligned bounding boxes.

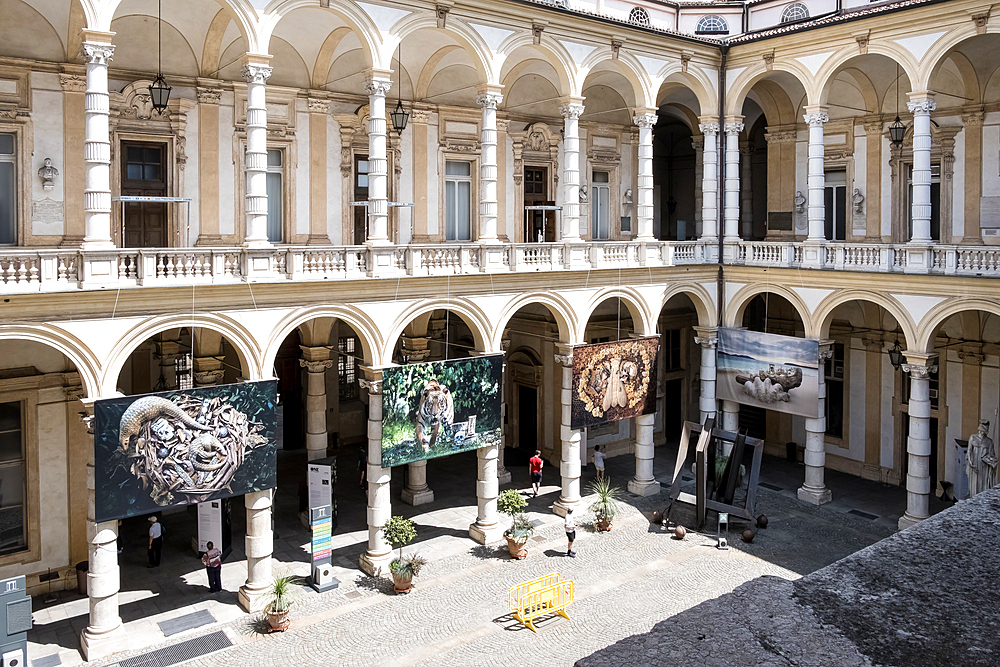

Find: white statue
[852,188,865,214]
[37,158,59,191]
[579,181,588,203]
[966,420,998,498]
[623,189,633,205]
[793,190,806,214]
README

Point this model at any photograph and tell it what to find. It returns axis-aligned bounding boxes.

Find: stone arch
[581,48,653,109]
[920,24,998,92]
[101,315,260,396]
[814,44,920,108]
[915,299,1000,354]
[97,0,258,53]
[724,284,811,331]
[492,292,576,350]
[727,61,813,118]
[579,288,654,341]
[812,290,916,343]
[653,64,718,114]
[0,325,101,398]
[659,283,716,328]
[259,0,379,69]
[497,36,576,97]
[263,306,382,373]
[391,16,494,84]
[383,298,492,360]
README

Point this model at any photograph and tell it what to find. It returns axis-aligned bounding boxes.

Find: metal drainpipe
[716,45,728,332]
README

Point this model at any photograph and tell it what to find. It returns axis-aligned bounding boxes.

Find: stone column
[477,86,503,243]
[721,400,739,456]
[60,73,87,246]
[698,120,720,249]
[691,135,704,238]
[300,347,333,462]
[628,413,658,496]
[907,93,937,243]
[553,346,581,517]
[899,353,938,529]
[79,405,128,660]
[804,106,829,243]
[400,340,434,506]
[364,71,393,245]
[237,489,274,612]
[560,98,586,241]
[469,434,503,543]
[694,327,718,424]
[798,341,833,505]
[862,118,884,241]
[359,368,393,574]
[723,118,743,244]
[740,141,754,238]
[410,108,431,242]
[241,55,272,247]
[81,33,115,249]
[633,110,657,241]
[961,108,984,243]
[307,98,332,244]
[193,363,225,388]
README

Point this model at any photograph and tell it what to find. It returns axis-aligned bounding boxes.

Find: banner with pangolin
[571,337,660,430]
[93,381,277,522]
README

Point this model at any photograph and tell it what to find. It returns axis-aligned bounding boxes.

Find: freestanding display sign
[0,575,30,666]
[308,457,338,592]
[197,498,233,559]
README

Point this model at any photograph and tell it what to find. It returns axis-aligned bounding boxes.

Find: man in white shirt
[147,516,163,568]
[564,508,577,558]
[594,445,606,482]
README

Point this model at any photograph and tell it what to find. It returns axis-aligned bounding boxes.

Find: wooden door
[353,154,369,245]
[122,142,168,247]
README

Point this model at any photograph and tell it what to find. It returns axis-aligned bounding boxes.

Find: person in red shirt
[529,450,544,497]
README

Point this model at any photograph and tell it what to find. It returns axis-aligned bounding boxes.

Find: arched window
[696,15,729,34]
[780,3,810,23]
[629,7,650,26]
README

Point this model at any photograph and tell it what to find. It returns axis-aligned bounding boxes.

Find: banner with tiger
[380,356,503,467]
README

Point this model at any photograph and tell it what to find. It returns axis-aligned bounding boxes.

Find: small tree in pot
[382,515,427,593]
[264,572,304,631]
[498,489,533,558]
[587,478,624,532]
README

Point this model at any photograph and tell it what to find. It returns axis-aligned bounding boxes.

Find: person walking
[593,444,606,482]
[564,507,577,558]
[529,450,544,497]
[201,541,223,592]
[358,446,368,490]
[147,516,162,568]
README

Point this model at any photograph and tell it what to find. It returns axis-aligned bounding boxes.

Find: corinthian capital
[902,363,937,378]
[82,42,115,66]
[477,92,504,109]
[803,111,829,126]
[300,358,334,373]
[699,122,720,136]
[359,378,382,394]
[364,77,392,97]
[907,99,937,115]
[560,103,586,120]
[725,121,744,135]
[242,64,272,85]
[633,112,657,129]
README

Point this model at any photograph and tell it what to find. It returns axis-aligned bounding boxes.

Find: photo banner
[94,381,278,523]
[381,355,503,468]
[716,329,820,418]
[571,337,660,430]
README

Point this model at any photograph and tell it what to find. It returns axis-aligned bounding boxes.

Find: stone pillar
[237,489,274,612]
[365,71,393,245]
[560,98,586,241]
[798,341,833,505]
[81,33,115,249]
[553,346,581,517]
[691,135,704,238]
[60,73,87,246]
[740,141,754,238]
[723,118,743,244]
[633,110,657,241]
[899,353,938,529]
[307,97,332,244]
[628,413,658,496]
[477,86,503,243]
[79,405,128,660]
[193,363,224,388]
[698,120,720,248]
[196,87,223,245]
[359,368,393,574]
[241,55,273,247]
[804,106,829,243]
[907,93,937,243]
[694,327,718,424]
[961,108,984,243]
[861,118,884,241]
[721,400,739,456]
[300,347,333,462]
[399,340,434,506]
[469,437,503,543]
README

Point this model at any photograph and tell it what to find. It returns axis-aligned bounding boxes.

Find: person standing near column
[564,508,577,558]
[147,516,162,568]
[529,450,544,497]
[593,445,606,482]
[201,541,223,592]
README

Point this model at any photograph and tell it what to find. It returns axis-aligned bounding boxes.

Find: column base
[497,467,512,485]
[468,521,505,544]
[401,487,435,506]
[797,485,832,505]
[800,240,826,269]
[552,498,581,517]
[897,511,927,530]
[359,550,394,576]
[238,583,270,613]
[80,622,129,661]
[628,478,661,497]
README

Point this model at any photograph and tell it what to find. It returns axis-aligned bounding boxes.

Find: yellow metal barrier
[507,573,575,633]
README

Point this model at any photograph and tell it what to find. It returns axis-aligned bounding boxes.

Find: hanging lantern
[390,99,409,136]
[888,338,904,370]
[888,116,905,148]
[148,74,171,113]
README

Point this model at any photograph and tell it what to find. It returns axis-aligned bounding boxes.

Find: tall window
[696,15,728,34]
[663,329,683,371]
[266,149,283,243]
[628,7,650,26]
[825,343,844,438]
[591,171,610,240]
[338,336,358,400]
[824,170,847,241]
[780,3,810,22]
[0,133,17,245]
[0,401,26,556]
[445,161,472,241]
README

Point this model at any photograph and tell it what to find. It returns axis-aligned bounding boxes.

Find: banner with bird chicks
[571,337,660,430]
[94,381,278,523]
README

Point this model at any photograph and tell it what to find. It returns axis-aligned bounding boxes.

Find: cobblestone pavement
[91,485,894,667]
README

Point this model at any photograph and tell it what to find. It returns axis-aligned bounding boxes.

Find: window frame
[445,160,474,242]
[780,3,810,23]
[265,148,284,244]
[628,6,650,26]
[0,123,31,247]
[591,171,611,241]
[438,152,479,243]
[235,134,297,245]
[338,336,359,401]
[0,388,39,568]
[695,15,729,34]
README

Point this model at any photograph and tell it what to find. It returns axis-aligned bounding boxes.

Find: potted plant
[498,488,533,558]
[264,572,303,631]
[382,515,424,593]
[588,478,624,532]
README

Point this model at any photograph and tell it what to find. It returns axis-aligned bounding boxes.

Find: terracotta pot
[596,517,613,532]
[266,607,291,631]
[391,570,413,594]
[505,535,528,559]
